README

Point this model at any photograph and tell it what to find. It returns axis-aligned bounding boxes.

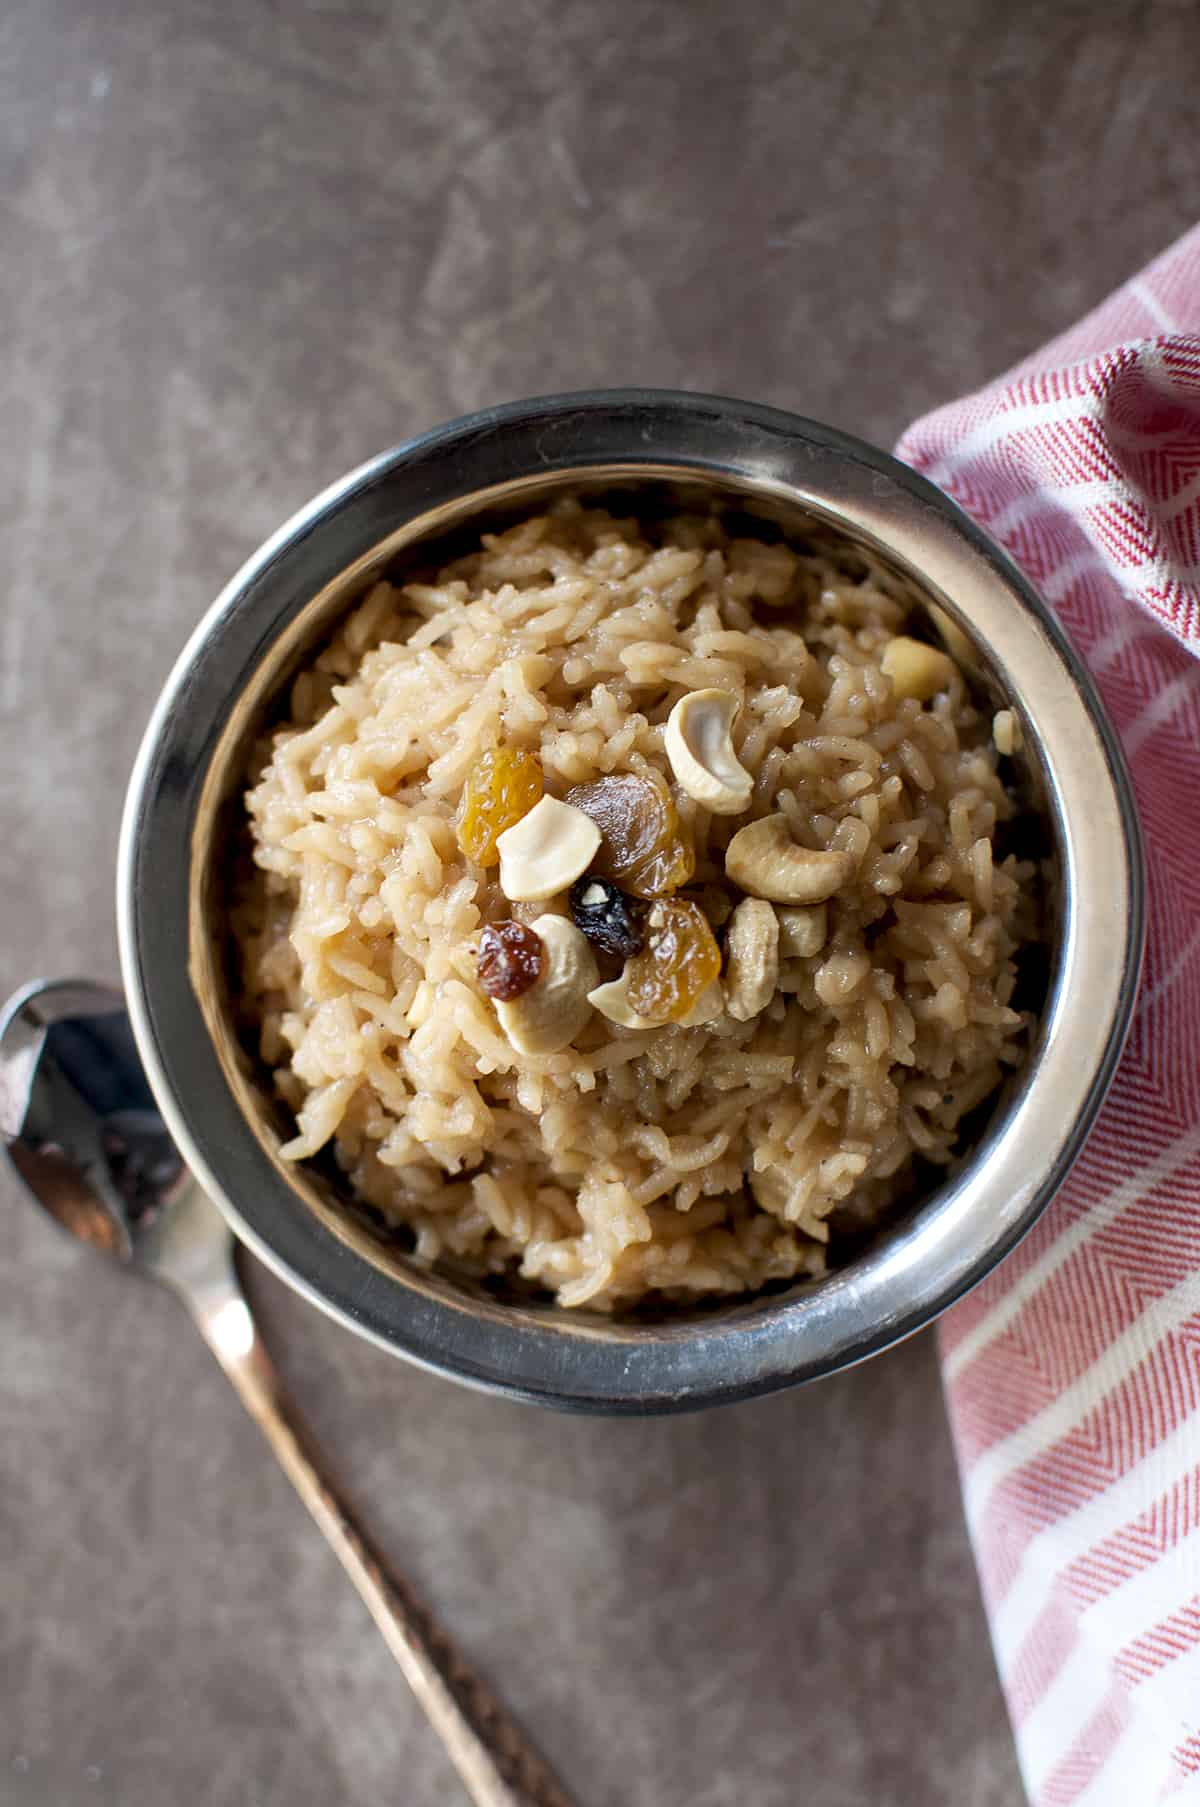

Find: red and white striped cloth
[896,224,1200,1805]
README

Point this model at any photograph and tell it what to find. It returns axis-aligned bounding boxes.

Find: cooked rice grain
[237,503,1034,1309]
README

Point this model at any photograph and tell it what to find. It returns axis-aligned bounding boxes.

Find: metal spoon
[0,978,574,1807]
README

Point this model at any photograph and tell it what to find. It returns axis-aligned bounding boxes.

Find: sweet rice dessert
[236,501,1035,1309]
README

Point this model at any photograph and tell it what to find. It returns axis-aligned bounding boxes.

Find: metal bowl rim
[116,388,1144,1414]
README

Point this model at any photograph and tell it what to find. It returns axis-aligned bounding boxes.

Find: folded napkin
[896,225,1200,1806]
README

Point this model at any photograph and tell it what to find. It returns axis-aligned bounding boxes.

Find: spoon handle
[190,1273,576,1807]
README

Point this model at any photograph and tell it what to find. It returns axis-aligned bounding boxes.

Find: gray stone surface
[2,1,1196,1802]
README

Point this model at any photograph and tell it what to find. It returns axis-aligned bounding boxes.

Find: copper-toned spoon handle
[194,1277,576,1807]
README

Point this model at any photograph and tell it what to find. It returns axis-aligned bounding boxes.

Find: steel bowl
[117,390,1143,1413]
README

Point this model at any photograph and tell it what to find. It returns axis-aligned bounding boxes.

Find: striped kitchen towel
[896,223,1200,1806]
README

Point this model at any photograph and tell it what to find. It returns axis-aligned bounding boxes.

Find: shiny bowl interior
[117,391,1143,1412]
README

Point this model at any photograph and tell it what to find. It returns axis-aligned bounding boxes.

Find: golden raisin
[477,921,543,1000]
[564,771,694,899]
[625,899,721,1023]
[456,747,543,867]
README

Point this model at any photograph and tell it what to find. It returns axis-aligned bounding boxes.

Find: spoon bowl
[0,979,230,1302]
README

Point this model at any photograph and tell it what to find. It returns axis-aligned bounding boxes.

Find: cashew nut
[724,898,779,1021]
[664,689,754,815]
[725,814,853,904]
[493,915,598,1054]
[588,966,723,1031]
[776,903,828,959]
[496,795,601,902]
[880,635,956,702]
[587,966,667,1030]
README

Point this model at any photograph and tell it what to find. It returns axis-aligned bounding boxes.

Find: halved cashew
[724,898,779,1021]
[588,967,722,1031]
[776,903,828,959]
[497,795,601,902]
[664,689,754,815]
[880,635,956,702]
[588,966,668,1030]
[493,916,598,1054]
[725,814,853,904]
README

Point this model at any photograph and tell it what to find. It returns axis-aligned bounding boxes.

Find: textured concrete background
[2,2,1196,1803]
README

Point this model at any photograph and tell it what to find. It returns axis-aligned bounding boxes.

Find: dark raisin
[569,876,646,958]
[477,921,543,1000]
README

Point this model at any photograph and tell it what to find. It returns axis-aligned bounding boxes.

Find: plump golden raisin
[564,771,694,899]
[477,921,543,1000]
[625,899,721,1023]
[456,747,543,867]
